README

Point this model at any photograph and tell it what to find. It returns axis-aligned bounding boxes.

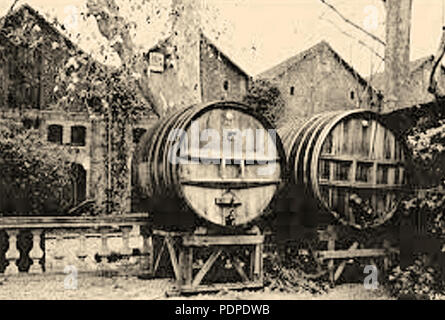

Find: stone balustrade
[0,213,152,275]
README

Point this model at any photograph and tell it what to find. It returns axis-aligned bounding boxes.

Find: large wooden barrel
[133,101,285,229]
[278,110,409,229]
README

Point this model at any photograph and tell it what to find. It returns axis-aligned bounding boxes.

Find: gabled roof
[147,29,250,78]
[200,32,250,78]
[369,55,445,93]
[0,4,155,115]
[257,40,373,91]
[1,4,82,54]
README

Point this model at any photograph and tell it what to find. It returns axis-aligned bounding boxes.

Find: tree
[84,0,167,117]
[0,119,71,215]
[1,2,152,215]
[243,79,285,126]
[84,0,227,116]
[429,28,445,99]
[320,0,414,112]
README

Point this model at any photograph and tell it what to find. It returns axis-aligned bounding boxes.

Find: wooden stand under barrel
[309,225,398,284]
[150,228,264,294]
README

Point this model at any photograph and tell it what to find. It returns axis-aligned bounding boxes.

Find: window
[321,60,332,73]
[350,91,355,100]
[47,124,63,144]
[223,80,229,91]
[71,126,86,146]
[290,86,295,96]
[133,128,147,144]
[22,117,40,130]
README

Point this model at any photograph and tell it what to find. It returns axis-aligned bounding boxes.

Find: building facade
[0,5,157,213]
[199,34,249,102]
[257,41,381,122]
[370,55,445,109]
[143,0,250,112]
[145,32,250,111]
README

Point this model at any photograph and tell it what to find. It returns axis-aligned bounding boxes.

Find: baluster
[128,225,141,264]
[76,233,89,271]
[140,230,153,273]
[99,228,110,264]
[52,231,66,273]
[4,229,20,275]
[121,226,132,256]
[95,228,110,275]
[28,229,44,274]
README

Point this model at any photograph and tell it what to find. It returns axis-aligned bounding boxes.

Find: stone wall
[261,45,380,122]
[199,36,249,102]
[396,65,445,108]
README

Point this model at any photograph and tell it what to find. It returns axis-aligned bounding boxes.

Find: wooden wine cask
[278,109,409,229]
[133,101,285,229]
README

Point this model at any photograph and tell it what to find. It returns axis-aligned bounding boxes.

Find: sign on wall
[149,51,165,73]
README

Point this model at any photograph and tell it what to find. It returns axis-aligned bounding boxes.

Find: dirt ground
[0,274,392,300]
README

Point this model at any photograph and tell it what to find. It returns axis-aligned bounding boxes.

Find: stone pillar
[62,125,71,145]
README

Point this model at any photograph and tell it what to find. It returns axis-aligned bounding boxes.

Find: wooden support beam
[184,248,193,286]
[192,249,222,287]
[165,236,181,281]
[316,248,391,260]
[183,235,264,246]
[151,229,265,293]
[334,242,359,281]
[232,256,249,283]
[180,281,263,294]
[153,238,166,275]
[327,230,335,284]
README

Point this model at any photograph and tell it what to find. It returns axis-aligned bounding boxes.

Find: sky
[0,0,444,77]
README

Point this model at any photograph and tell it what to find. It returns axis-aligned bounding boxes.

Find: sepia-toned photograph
[0,0,444,305]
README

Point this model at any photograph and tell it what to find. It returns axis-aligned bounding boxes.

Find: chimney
[383,0,413,113]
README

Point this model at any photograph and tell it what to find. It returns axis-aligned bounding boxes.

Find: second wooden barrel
[133,101,285,229]
[278,110,409,229]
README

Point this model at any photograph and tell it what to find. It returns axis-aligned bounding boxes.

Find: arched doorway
[70,163,86,206]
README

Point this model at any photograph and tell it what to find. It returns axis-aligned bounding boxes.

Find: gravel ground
[0,274,392,300]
